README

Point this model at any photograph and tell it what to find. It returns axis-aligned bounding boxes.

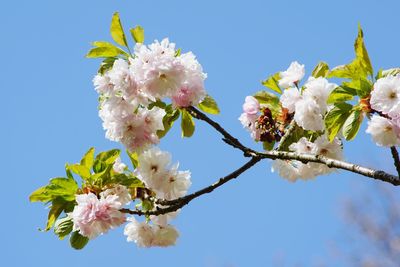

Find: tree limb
[121,157,261,216]
[390,146,400,178]
[187,106,400,186]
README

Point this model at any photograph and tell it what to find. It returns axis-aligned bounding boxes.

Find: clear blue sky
[2,0,399,266]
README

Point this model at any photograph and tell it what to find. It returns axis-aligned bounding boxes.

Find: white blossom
[136,147,191,199]
[272,135,343,182]
[113,157,127,173]
[124,217,156,248]
[278,61,305,88]
[153,225,179,247]
[370,75,400,116]
[280,87,301,113]
[124,217,179,248]
[100,185,131,206]
[366,115,400,147]
[302,77,336,114]
[293,98,325,131]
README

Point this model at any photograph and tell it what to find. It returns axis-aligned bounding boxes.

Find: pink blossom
[242,96,260,115]
[171,78,206,108]
[70,193,126,239]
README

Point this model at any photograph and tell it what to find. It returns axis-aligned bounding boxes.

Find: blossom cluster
[279,62,336,131]
[366,75,400,146]
[68,38,203,247]
[94,39,207,152]
[239,61,344,181]
[69,148,190,247]
[272,135,343,182]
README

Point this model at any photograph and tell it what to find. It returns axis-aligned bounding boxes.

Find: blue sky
[2,0,400,266]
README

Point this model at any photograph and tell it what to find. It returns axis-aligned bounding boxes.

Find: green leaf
[45,198,67,231]
[127,150,139,169]
[263,141,275,151]
[80,147,95,170]
[181,109,195,137]
[312,61,330,78]
[354,25,373,77]
[98,57,117,74]
[93,160,107,173]
[157,108,180,138]
[68,164,91,180]
[29,177,78,203]
[91,41,128,55]
[327,86,357,104]
[253,91,279,105]
[91,164,113,187]
[112,173,143,188]
[70,231,89,250]
[95,149,121,165]
[29,187,53,203]
[328,26,372,80]
[174,48,181,57]
[253,90,281,116]
[198,95,220,115]
[261,72,282,94]
[130,26,144,43]
[382,68,400,77]
[342,78,372,98]
[54,217,73,240]
[110,12,128,47]
[324,103,353,141]
[342,109,363,141]
[86,47,124,58]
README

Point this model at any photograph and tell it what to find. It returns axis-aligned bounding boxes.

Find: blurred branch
[390,146,400,177]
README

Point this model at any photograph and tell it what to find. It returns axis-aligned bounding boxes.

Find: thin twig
[276,120,297,151]
[390,146,400,178]
[121,157,261,216]
[186,106,258,157]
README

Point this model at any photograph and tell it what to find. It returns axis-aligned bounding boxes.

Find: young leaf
[354,25,373,76]
[110,12,128,47]
[127,150,139,169]
[54,217,73,240]
[70,231,89,250]
[253,91,280,105]
[95,149,121,164]
[130,26,144,43]
[263,141,275,151]
[45,198,68,231]
[80,147,95,170]
[382,68,400,77]
[312,61,330,78]
[327,86,357,104]
[198,95,220,115]
[157,108,180,138]
[342,109,363,141]
[29,177,78,203]
[342,78,372,98]
[253,90,281,116]
[67,164,91,180]
[324,103,353,141]
[181,109,195,137]
[86,47,124,58]
[98,57,117,74]
[261,72,282,94]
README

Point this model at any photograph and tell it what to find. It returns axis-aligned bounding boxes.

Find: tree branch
[187,106,400,186]
[390,146,400,178]
[121,157,261,216]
